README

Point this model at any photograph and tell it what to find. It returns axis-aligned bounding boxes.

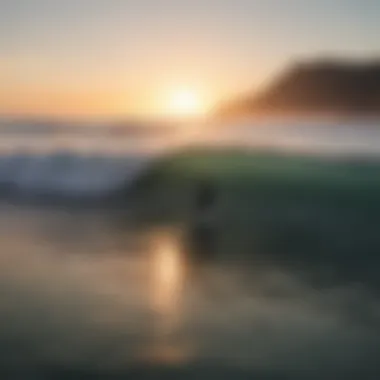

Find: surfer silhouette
[188,179,218,258]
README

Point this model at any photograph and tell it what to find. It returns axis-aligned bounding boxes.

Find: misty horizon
[1,0,380,119]
[2,2,380,379]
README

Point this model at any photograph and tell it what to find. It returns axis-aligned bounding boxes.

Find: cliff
[220,59,380,117]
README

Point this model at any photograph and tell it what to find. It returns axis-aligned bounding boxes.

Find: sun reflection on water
[150,230,185,319]
[144,229,191,364]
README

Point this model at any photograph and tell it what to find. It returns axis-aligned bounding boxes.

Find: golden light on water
[143,230,190,365]
[151,231,185,316]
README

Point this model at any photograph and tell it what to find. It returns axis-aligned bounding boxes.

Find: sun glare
[165,87,207,118]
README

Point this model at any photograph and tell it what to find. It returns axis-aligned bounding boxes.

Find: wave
[0,120,194,202]
[1,120,380,202]
[0,152,152,201]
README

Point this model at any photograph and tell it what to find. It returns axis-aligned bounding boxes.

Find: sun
[165,87,207,118]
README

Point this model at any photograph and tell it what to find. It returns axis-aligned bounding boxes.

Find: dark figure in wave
[187,180,218,260]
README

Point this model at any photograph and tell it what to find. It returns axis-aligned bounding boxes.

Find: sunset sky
[0,0,379,119]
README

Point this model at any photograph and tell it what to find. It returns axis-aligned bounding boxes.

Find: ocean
[1,119,380,379]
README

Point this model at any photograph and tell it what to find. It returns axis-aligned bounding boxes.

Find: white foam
[0,119,380,198]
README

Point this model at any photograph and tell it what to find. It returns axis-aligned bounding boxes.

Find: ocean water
[1,119,380,379]
[0,119,379,200]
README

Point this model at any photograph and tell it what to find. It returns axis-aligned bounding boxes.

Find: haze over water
[1,0,380,378]
[0,119,379,379]
[0,119,379,199]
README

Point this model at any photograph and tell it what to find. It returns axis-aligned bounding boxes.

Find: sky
[0,0,379,119]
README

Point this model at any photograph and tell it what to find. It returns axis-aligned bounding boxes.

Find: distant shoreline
[219,59,380,120]
[214,113,380,126]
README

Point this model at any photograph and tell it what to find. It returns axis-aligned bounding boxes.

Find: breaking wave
[1,119,380,200]
[0,152,150,200]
